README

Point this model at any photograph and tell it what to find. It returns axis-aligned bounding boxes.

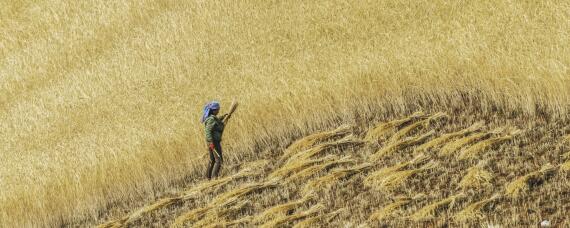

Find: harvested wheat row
[293,208,345,228]
[97,219,125,228]
[171,206,212,228]
[370,130,435,161]
[365,153,430,186]
[364,111,427,142]
[505,163,557,198]
[99,160,269,227]
[125,197,180,224]
[369,194,427,221]
[282,125,353,160]
[439,132,490,157]
[454,194,501,222]
[270,156,336,180]
[414,121,484,153]
[193,200,251,228]
[409,193,466,221]
[260,203,325,228]
[458,162,493,190]
[458,129,521,160]
[285,136,365,164]
[366,162,438,192]
[173,180,278,227]
[369,199,411,221]
[302,163,373,195]
[210,181,279,208]
[388,112,447,143]
[292,216,321,228]
[253,194,315,224]
[285,156,355,182]
[222,216,254,227]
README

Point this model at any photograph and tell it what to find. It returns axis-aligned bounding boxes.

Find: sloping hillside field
[94,111,570,227]
[1,0,569,227]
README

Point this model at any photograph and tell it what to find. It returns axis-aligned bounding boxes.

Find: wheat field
[0,0,569,227]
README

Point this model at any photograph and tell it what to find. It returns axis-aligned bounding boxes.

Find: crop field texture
[0,0,569,227]
[96,112,570,227]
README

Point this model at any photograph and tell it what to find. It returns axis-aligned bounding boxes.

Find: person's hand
[208,143,215,151]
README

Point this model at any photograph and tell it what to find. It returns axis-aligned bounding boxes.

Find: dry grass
[370,130,435,161]
[2,0,570,227]
[282,125,353,160]
[369,194,425,221]
[458,129,521,160]
[366,162,438,192]
[285,156,355,182]
[302,163,373,196]
[171,207,212,228]
[409,193,466,221]
[285,136,365,164]
[561,160,570,172]
[253,194,315,224]
[504,163,558,198]
[364,111,426,142]
[94,112,570,227]
[259,203,325,228]
[388,112,447,143]
[292,208,344,228]
[454,194,501,222]
[458,162,493,190]
[98,159,268,227]
[414,121,484,153]
[365,153,430,186]
[439,132,491,157]
[270,156,336,180]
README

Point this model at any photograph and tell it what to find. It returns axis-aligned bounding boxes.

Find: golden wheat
[369,199,410,221]
[293,208,345,228]
[409,193,466,221]
[458,162,493,190]
[439,132,491,157]
[504,163,558,198]
[414,121,484,153]
[458,129,521,160]
[285,136,365,164]
[364,153,430,186]
[260,203,325,228]
[388,112,447,143]
[302,163,373,196]
[370,130,435,161]
[367,162,438,192]
[285,156,355,182]
[364,111,427,142]
[2,0,570,226]
[454,194,501,222]
[282,125,353,160]
[253,194,315,224]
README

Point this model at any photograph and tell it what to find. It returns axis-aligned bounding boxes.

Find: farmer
[201,101,227,180]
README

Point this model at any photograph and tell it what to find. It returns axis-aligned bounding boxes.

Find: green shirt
[204,115,225,142]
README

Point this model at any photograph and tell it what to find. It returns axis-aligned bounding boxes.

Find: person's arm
[220,114,229,122]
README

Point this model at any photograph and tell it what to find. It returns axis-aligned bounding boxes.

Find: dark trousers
[207,141,223,179]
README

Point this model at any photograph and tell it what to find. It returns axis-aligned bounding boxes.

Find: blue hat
[201,101,220,123]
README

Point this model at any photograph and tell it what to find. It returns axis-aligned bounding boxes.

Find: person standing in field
[201,100,238,180]
[201,101,226,180]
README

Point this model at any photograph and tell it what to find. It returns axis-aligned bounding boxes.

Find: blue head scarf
[201,101,220,123]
